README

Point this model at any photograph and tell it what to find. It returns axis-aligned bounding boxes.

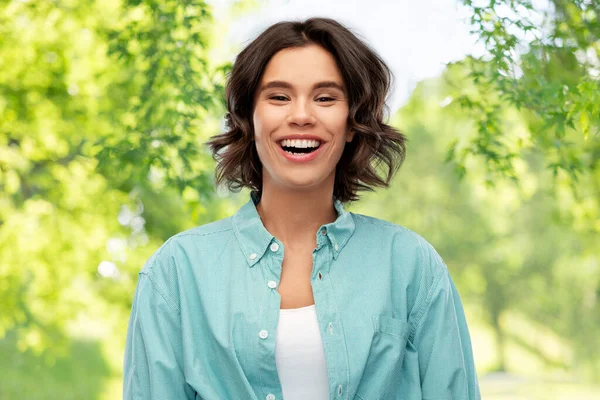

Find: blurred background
[0,0,599,398]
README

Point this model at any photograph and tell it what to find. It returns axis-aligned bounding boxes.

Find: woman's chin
[280,177,325,192]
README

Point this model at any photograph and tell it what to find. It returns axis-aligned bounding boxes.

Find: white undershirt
[275,304,330,400]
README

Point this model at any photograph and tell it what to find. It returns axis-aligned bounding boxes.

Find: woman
[123,17,481,400]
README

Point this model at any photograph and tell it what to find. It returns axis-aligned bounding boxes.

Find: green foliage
[454,0,599,184]
[93,0,228,198]
[445,7,600,371]
[0,0,233,365]
[1,0,131,357]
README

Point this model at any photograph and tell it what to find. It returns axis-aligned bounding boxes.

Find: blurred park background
[0,0,599,398]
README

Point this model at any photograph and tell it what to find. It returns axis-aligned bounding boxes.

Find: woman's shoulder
[173,215,235,240]
[140,216,234,273]
[351,212,432,248]
[350,211,447,277]
[135,216,237,308]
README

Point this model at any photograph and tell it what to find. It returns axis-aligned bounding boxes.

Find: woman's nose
[287,99,315,127]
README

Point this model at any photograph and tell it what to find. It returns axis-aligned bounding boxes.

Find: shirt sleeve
[411,248,481,400]
[123,272,195,400]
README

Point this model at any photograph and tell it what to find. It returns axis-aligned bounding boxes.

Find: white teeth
[281,139,321,148]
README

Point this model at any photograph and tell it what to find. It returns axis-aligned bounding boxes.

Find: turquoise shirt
[123,192,481,400]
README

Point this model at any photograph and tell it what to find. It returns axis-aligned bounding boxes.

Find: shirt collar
[232,191,355,267]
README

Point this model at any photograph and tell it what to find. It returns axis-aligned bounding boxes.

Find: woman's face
[252,44,354,196]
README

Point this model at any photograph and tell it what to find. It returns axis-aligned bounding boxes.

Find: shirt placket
[249,229,349,400]
[254,238,285,400]
[312,227,350,400]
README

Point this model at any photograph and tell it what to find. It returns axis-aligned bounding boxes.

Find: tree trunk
[492,308,506,372]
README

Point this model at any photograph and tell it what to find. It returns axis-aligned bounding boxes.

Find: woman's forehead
[256,50,344,98]
[261,45,343,82]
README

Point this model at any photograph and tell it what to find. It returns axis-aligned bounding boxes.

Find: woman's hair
[205,17,407,203]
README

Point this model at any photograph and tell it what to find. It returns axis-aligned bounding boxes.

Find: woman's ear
[346,129,355,143]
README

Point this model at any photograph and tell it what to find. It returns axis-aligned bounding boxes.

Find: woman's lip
[276,142,325,163]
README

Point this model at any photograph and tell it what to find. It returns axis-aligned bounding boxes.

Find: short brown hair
[205,17,407,203]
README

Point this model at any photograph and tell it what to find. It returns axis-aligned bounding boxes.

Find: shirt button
[268,280,277,289]
[334,243,339,251]
[270,242,279,252]
[337,384,343,396]
[259,329,269,339]
[321,228,327,235]
[266,394,276,400]
[249,253,257,260]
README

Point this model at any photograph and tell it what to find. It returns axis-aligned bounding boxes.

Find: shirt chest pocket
[353,314,411,400]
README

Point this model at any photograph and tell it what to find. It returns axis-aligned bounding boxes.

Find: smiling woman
[123,17,481,400]
[251,44,355,190]
[206,18,408,203]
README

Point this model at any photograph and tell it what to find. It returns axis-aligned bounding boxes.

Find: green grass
[0,330,111,400]
[480,375,600,399]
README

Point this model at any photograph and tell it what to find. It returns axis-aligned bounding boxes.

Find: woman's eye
[269,95,288,101]
[268,96,335,102]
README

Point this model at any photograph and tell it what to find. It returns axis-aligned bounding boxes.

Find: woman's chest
[177,245,420,399]
[278,249,315,309]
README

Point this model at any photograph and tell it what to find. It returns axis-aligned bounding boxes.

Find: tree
[0,0,231,364]
[451,0,599,185]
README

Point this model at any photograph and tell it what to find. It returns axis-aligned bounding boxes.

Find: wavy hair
[205,17,407,203]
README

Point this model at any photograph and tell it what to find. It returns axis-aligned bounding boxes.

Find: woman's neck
[255,185,337,251]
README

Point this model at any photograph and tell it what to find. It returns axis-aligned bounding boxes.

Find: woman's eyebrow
[258,80,345,93]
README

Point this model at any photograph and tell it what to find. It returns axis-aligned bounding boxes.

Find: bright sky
[207,0,484,114]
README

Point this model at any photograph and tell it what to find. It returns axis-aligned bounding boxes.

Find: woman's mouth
[276,139,325,163]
